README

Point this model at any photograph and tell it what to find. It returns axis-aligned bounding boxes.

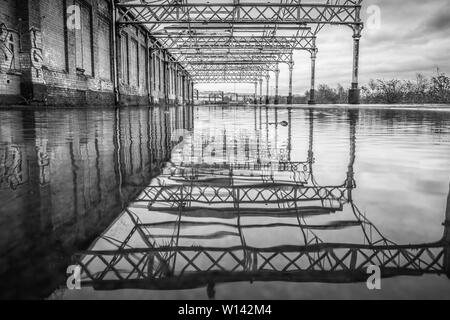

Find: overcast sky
[195,0,450,94]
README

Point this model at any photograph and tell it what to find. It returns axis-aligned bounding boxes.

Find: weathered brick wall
[139,44,147,93]
[97,16,112,81]
[40,0,67,71]
[0,0,21,101]
[38,0,115,105]
[117,25,152,105]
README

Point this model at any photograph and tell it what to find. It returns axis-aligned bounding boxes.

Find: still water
[1,104,450,300]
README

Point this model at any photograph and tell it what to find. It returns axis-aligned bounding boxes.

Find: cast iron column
[254,81,258,104]
[349,25,362,104]
[287,57,294,105]
[308,48,317,105]
[274,66,280,105]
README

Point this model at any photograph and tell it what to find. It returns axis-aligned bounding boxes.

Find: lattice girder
[116,1,364,26]
[74,242,448,289]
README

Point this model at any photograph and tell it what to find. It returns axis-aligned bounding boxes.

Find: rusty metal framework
[114,0,364,103]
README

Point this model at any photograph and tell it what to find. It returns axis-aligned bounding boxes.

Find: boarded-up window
[120,33,128,84]
[74,1,93,75]
[139,45,146,89]
[149,49,154,91]
[98,16,111,80]
[129,39,138,87]
[40,0,66,71]
[153,53,158,91]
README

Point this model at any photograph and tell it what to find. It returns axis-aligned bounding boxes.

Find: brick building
[0,0,194,106]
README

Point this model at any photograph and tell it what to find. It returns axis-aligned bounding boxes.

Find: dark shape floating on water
[269,121,289,127]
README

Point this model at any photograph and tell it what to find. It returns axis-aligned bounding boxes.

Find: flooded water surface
[1,104,450,300]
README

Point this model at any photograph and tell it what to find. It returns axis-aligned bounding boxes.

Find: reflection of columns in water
[274,108,278,155]
[94,129,102,203]
[287,108,292,161]
[128,109,135,174]
[234,135,238,159]
[265,107,269,158]
[257,107,262,163]
[68,140,79,220]
[346,110,358,201]
[165,107,171,158]
[22,110,53,236]
[138,110,144,172]
[306,109,315,177]
[254,107,258,132]
[146,108,154,168]
[444,182,450,278]
[245,136,250,160]
[304,108,355,193]
[222,129,227,159]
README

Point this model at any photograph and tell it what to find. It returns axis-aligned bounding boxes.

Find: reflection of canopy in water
[171,108,304,168]
[73,205,450,291]
[169,108,336,190]
[71,110,450,292]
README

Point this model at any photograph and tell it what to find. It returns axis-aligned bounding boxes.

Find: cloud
[415,1,450,34]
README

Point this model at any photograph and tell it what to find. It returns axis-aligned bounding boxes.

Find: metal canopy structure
[115,0,364,104]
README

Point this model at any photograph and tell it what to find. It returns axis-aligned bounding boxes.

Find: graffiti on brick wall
[0,22,17,72]
[30,27,43,79]
[0,144,27,190]
[0,22,43,79]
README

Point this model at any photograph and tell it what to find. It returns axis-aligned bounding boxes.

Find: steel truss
[114,0,364,87]
[188,64,278,72]
[192,75,268,83]
[155,34,316,51]
[177,53,292,64]
[189,67,271,83]
[116,1,363,27]
[187,63,276,83]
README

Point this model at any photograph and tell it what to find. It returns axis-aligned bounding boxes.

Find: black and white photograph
[1,0,450,305]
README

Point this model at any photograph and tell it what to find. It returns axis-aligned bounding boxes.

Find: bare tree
[376,79,406,104]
